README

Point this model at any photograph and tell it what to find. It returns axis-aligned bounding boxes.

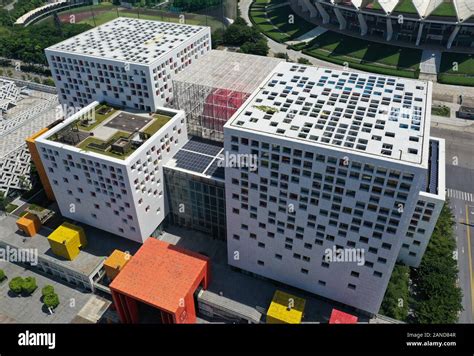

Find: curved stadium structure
[293,0,474,49]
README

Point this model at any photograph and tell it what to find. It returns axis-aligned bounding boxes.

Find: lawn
[393,0,417,14]
[5,204,18,213]
[78,131,132,159]
[302,31,421,78]
[438,52,474,86]
[250,2,316,43]
[430,2,457,17]
[78,105,117,131]
[143,114,171,136]
[431,105,451,118]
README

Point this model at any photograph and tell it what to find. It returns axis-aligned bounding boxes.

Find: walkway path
[420,49,441,75]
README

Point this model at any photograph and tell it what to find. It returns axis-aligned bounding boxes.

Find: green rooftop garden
[78,104,117,131]
[143,114,171,136]
[49,104,175,159]
[78,131,132,159]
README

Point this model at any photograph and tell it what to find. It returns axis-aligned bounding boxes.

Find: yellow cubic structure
[47,222,87,260]
[16,213,42,237]
[266,290,306,324]
[104,250,131,281]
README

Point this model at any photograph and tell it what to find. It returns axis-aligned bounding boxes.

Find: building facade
[46,18,211,112]
[223,63,445,314]
[164,137,226,240]
[398,138,445,267]
[34,101,187,243]
[294,0,474,49]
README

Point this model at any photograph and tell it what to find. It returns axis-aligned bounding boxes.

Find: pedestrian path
[420,49,441,75]
[292,27,327,43]
[447,188,474,202]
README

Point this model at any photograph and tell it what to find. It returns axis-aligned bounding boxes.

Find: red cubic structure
[109,239,210,324]
[329,308,358,324]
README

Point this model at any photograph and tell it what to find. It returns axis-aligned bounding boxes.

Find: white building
[223,62,445,314]
[35,101,187,243]
[45,17,211,112]
[398,138,445,268]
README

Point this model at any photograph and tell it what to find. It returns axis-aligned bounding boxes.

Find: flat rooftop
[173,50,283,93]
[0,214,140,277]
[164,136,225,181]
[45,103,174,160]
[228,63,431,165]
[47,17,208,65]
[110,238,209,314]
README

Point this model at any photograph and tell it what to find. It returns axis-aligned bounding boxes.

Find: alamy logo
[18,331,56,349]
[217,151,258,172]
[0,246,38,265]
[324,246,365,266]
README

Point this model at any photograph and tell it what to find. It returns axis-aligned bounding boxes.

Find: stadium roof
[340,0,474,22]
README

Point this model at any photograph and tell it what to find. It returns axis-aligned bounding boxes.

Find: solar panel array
[204,159,225,180]
[173,150,214,173]
[182,138,223,156]
[167,137,224,180]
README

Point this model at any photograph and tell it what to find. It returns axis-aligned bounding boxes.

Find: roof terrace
[47,103,174,160]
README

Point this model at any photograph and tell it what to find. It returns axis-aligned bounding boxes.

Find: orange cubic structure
[16,213,42,237]
[110,239,210,324]
[104,250,131,281]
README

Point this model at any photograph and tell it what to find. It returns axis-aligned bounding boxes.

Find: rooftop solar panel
[173,150,214,173]
[205,159,225,180]
[182,137,223,156]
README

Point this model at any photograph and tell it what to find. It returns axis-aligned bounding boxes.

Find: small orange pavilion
[109,238,210,324]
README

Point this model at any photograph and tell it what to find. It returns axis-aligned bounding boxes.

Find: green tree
[380,264,409,321]
[240,38,269,57]
[0,192,8,211]
[44,293,60,309]
[9,277,23,294]
[41,285,55,297]
[297,57,310,64]
[22,277,37,295]
[223,24,261,46]
[211,28,225,49]
[411,203,463,323]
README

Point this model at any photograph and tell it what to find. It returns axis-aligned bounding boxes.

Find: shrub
[297,57,311,65]
[44,293,60,309]
[41,285,55,297]
[9,277,24,294]
[0,269,5,281]
[22,277,37,295]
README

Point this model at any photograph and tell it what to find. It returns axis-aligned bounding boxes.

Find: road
[432,126,474,324]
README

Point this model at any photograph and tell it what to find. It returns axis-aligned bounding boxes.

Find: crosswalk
[446,188,474,202]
